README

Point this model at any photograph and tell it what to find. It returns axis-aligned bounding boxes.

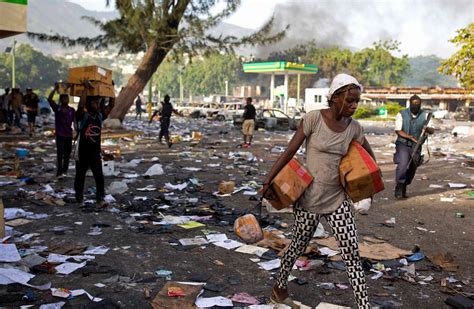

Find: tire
[216,115,225,121]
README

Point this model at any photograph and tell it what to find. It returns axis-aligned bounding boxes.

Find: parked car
[453,106,474,121]
[432,109,449,119]
[207,102,245,121]
[233,109,299,130]
[176,102,220,118]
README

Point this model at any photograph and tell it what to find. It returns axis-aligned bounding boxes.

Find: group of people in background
[0,87,40,137]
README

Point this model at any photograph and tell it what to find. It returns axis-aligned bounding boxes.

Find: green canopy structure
[243,61,318,113]
[0,0,28,39]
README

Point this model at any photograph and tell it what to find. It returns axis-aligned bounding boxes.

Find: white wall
[304,88,329,112]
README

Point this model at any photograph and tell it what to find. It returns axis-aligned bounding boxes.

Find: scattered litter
[0,244,21,262]
[258,258,281,270]
[231,292,260,305]
[144,164,164,176]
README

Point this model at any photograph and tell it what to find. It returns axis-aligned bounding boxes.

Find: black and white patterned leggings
[276,200,370,309]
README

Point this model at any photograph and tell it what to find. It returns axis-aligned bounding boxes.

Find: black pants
[74,156,104,202]
[394,143,420,185]
[159,117,170,143]
[56,136,72,175]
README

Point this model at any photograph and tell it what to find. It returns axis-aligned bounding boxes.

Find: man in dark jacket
[74,84,114,206]
[157,94,182,147]
[242,97,256,148]
[393,95,434,199]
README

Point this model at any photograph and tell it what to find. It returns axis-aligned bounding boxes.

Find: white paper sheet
[83,246,109,255]
[206,234,228,243]
[258,258,281,270]
[213,239,244,250]
[195,296,233,307]
[39,302,66,309]
[55,262,86,275]
[319,247,340,257]
[235,245,269,257]
[0,244,21,262]
[164,182,188,191]
[179,238,208,246]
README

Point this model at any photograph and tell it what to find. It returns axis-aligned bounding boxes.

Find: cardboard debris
[315,237,411,261]
[218,181,235,194]
[428,252,459,272]
[151,281,203,309]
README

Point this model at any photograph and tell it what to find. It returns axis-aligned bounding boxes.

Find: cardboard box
[218,181,235,194]
[191,131,202,141]
[68,66,113,85]
[265,158,313,210]
[339,141,384,202]
[69,81,115,98]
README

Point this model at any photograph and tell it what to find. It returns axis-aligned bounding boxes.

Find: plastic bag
[353,198,372,214]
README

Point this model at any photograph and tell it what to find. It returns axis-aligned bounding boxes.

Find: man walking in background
[24,88,39,137]
[242,97,256,148]
[48,83,76,178]
[157,95,183,147]
[135,95,143,120]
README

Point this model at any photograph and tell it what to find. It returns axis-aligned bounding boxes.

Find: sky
[68,0,473,58]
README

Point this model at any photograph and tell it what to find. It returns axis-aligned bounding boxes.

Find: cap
[327,73,363,101]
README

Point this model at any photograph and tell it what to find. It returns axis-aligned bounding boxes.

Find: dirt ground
[0,116,473,308]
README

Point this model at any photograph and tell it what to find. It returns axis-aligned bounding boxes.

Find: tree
[183,53,241,96]
[439,23,474,89]
[29,0,285,121]
[0,44,67,93]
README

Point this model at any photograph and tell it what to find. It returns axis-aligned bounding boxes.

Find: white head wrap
[327,73,363,101]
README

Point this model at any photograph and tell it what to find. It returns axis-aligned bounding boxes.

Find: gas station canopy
[242,61,318,113]
[243,61,318,75]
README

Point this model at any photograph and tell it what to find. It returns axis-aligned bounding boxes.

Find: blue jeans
[394,143,420,185]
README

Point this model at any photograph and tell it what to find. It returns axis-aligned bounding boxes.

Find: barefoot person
[261,74,375,308]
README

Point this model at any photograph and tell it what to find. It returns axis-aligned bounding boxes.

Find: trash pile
[1,116,473,308]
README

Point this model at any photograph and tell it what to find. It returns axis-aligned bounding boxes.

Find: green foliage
[439,23,474,89]
[154,59,181,98]
[385,102,404,116]
[353,106,378,119]
[404,56,458,87]
[183,53,241,96]
[278,40,410,90]
[0,44,67,92]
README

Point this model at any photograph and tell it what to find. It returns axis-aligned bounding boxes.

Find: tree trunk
[108,41,167,121]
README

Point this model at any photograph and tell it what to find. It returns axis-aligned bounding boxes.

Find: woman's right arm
[260,121,306,194]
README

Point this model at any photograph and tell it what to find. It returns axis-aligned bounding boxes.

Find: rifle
[407,112,432,167]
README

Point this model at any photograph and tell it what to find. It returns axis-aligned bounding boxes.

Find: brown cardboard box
[218,181,235,194]
[68,66,113,85]
[265,158,313,210]
[339,141,384,202]
[69,81,115,98]
[191,131,202,141]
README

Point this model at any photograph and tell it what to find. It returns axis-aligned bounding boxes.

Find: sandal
[269,290,300,309]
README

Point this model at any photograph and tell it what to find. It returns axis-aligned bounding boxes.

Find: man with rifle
[393,95,434,199]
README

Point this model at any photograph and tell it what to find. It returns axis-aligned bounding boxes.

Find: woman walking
[262,74,376,308]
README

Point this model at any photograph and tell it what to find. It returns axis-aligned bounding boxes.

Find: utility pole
[179,73,184,104]
[225,80,228,97]
[12,40,16,89]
